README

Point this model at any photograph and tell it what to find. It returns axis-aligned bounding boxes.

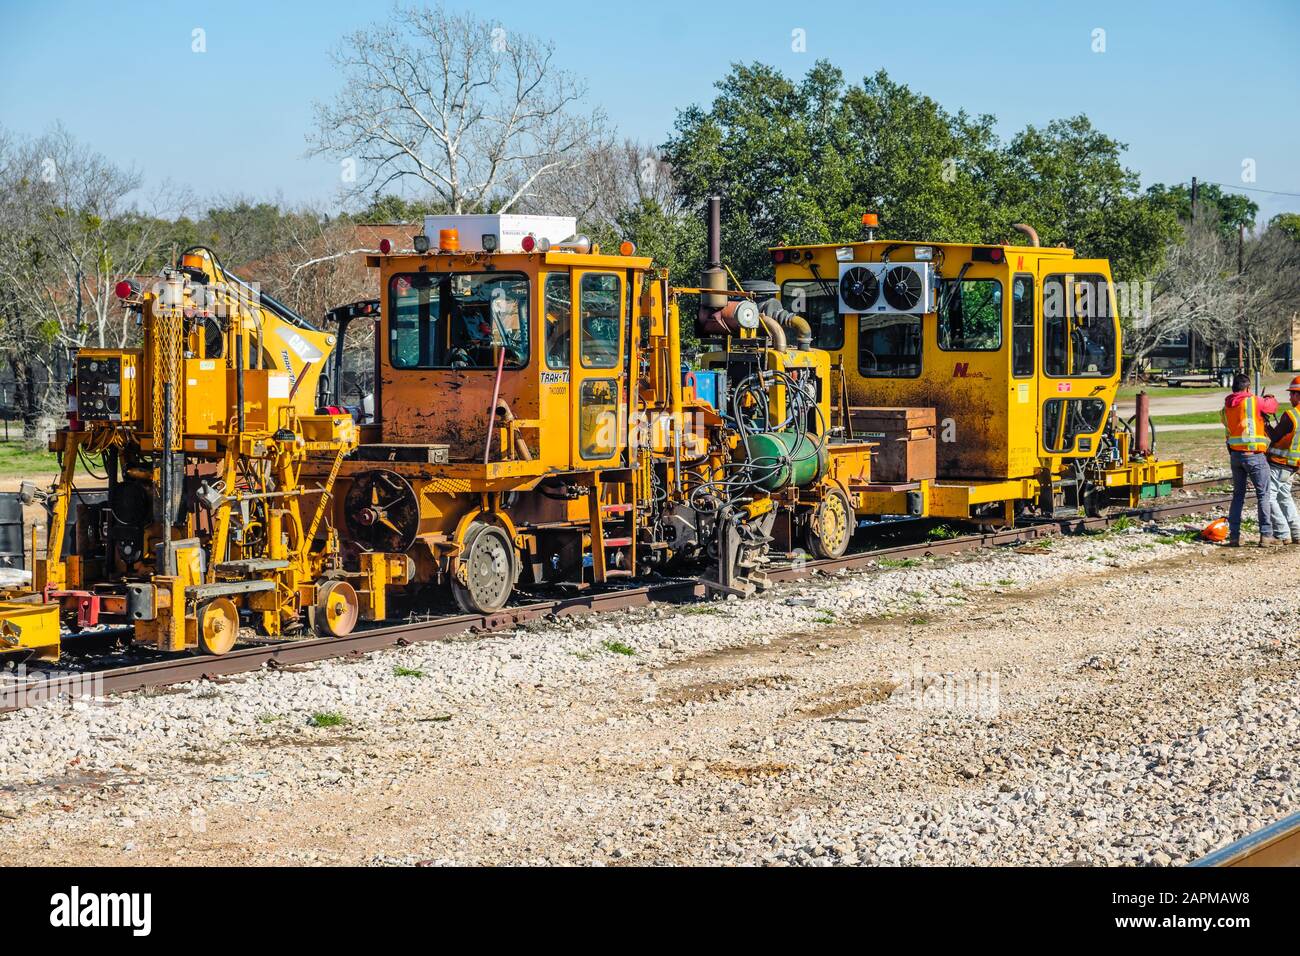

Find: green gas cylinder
[743,431,827,491]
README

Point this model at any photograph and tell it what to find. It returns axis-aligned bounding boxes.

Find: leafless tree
[0,126,177,436]
[509,139,682,226]
[0,127,174,352]
[260,212,376,323]
[311,4,607,215]
[1129,221,1245,376]
[1240,224,1300,373]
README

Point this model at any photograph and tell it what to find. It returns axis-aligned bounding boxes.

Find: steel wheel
[196,597,239,656]
[315,580,359,637]
[451,522,516,615]
[804,486,854,559]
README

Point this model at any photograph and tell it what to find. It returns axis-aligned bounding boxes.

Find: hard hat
[1200,517,1230,542]
[1288,375,1300,392]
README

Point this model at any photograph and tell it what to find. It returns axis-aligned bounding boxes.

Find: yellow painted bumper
[0,601,61,662]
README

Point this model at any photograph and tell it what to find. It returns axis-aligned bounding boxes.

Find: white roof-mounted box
[422,214,577,253]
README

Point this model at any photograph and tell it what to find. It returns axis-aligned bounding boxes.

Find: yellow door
[1037,261,1119,459]
[1007,271,1039,475]
[570,268,627,469]
[539,270,574,468]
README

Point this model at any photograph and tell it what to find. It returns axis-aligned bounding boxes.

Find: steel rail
[0,480,1243,713]
[1192,810,1300,867]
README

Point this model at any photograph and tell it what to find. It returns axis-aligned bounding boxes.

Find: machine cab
[772,239,1120,481]
[357,216,654,478]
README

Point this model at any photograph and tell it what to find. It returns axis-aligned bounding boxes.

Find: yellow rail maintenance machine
[769,218,1182,524]
[1,250,361,662]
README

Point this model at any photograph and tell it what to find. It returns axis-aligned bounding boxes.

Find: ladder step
[602,537,633,548]
[603,569,634,578]
[601,503,634,514]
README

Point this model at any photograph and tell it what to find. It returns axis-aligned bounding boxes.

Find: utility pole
[1188,177,1199,370]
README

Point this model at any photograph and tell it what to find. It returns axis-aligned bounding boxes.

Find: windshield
[1043,274,1115,377]
[780,280,844,349]
[388,271,530,369]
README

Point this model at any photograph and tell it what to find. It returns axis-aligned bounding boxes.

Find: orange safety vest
[1268,407,1300,468]
[1223,395,1268,453]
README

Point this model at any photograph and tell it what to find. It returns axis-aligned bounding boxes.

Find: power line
[1201,181,1300,199]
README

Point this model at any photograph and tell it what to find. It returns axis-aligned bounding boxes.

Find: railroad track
[1193,811,1300,866]
[0,478,1245,712]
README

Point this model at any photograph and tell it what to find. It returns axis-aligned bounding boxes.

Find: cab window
[1043,274,1116,377]
[580,273,621,369]
[937,278,1002,351]
[1043,397,1107,452]
[1012,274,1034,378]
[389,271,529,369]
[543,273,571,370]
[780,280,843,349]
[858,314,921,378]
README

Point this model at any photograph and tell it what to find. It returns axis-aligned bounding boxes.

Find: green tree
[1270,212,1300,243]
[664,63,1178,285]
[1001,117,1179,281]
[1144,181,1258,240]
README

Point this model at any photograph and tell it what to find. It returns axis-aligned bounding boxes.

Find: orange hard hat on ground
[1201,517,1230,542]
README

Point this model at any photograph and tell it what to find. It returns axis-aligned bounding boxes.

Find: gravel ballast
[0,512,1296,866]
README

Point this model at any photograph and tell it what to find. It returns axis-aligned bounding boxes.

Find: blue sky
[2,0,1297,223]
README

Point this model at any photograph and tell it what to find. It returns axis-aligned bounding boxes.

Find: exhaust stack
[696,196,731,338]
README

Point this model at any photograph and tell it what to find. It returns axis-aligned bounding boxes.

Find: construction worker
[1222,373,1279,546]
[1264,376,1300,544]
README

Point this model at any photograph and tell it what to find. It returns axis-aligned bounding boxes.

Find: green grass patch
[682,604,724,615]
[392,665,425,678]
[996,578,1015,587]
[1155,531,1199,545]
[256,713,282,724]
[909,615,930,626]
[600,639,636,656]
[0,440,59,479]
[1150,410,1223,426]
[814,612,835,624]
[308,711,347,728]
[926,524,962,540]
[1108,515,1140,532]
[879,557,920,569]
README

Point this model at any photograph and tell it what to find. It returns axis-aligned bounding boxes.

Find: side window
[937,279,1003,351]
[859,314,922,378]
[543,273,571,370]
[1043,275,1069,376]
[1012,274,1034,378]
[580,273,621,369]
[579,379,618,459]
[780,280,844,349]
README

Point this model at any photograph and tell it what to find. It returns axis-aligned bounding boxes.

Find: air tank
[743,431,827,491]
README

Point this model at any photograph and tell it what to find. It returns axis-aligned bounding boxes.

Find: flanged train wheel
[804,486,854,560]
[315,580,359,637]
[196,597,239,656]
[451,522,517,615]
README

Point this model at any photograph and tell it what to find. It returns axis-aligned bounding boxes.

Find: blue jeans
[1267,464,1300,542]
[1229,450,1273,538]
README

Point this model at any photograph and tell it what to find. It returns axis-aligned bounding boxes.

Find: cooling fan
[838,266,880,313]
[882,265,924,311]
